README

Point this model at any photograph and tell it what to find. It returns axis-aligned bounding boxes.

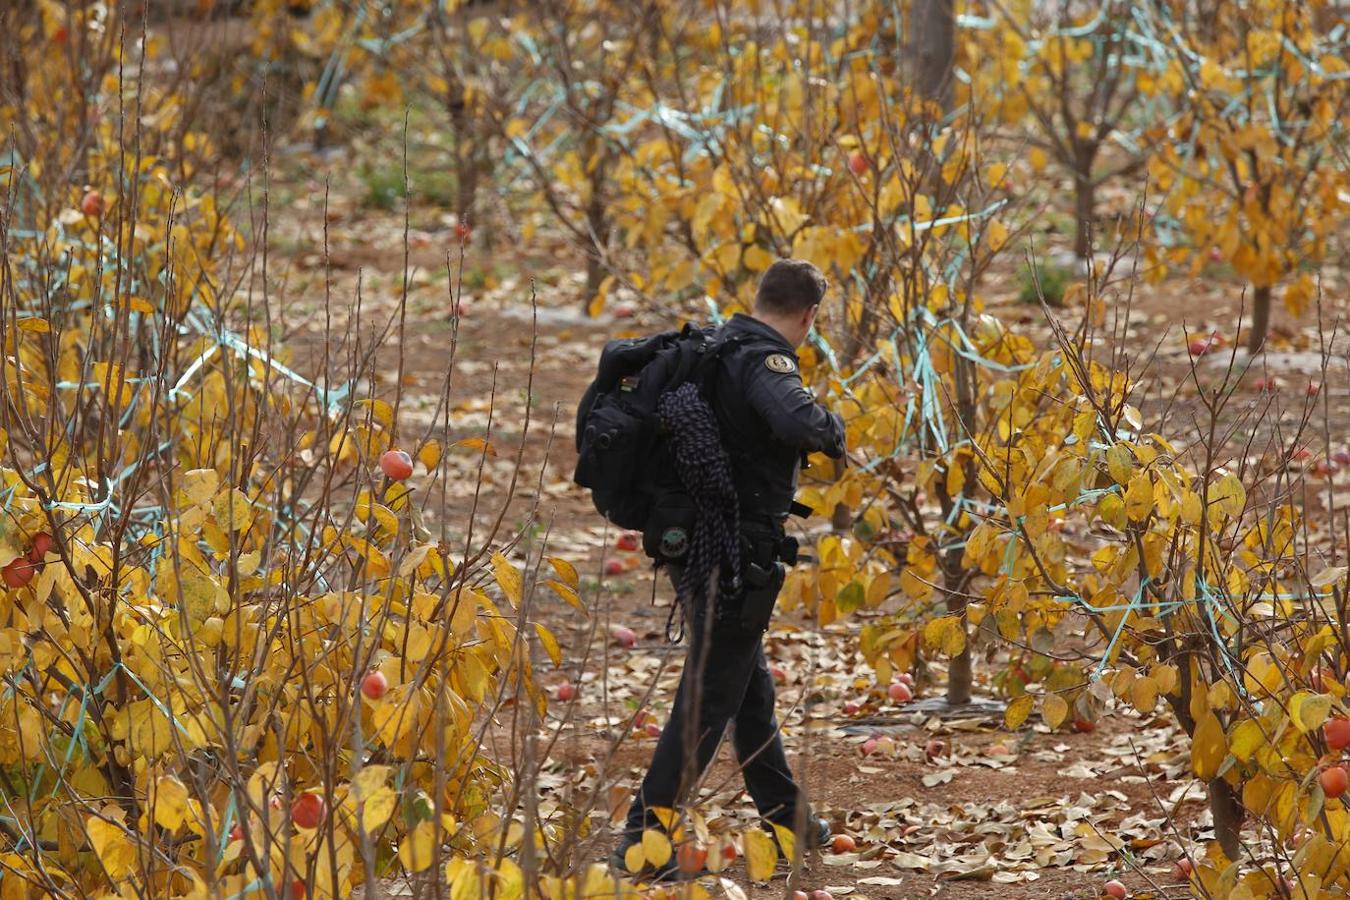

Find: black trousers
[622,567,806,837]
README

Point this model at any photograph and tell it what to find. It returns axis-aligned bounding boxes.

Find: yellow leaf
[494,857,524,900]
[587,276,614,318]
[1180,491,1202,525]
[650,807,678,831]
[236,550,261,577]
[86,817,137,879]
[743,245,774,272]
[213,488,252,532]
[418,440,442,471]
[922,616,966,657]
[534,623,562,666]
[1229,719,1265,763]
[642,829,672,868]
[404,622,433,662]
[398,543,434,578]
[1042,694,1069,730]
[153,776,189,832]
[624,841,645,873]
[399,821,437,872]
[492,552,523,607]
[771,823,797,864]
[329,428,359,465]
[1005,694,1034,730]
[361,786,398,833]
[706,836,732,874]
[1291,692,1332,734]
[544,579,583,610]
[548,556,578,589]
[1154,664,1179,695]
[1124,473,1153,522]
[448,590,480,639]
[1098,493,1126,529]
[1212,471,1246,517]
[179,469,219,509]
[451,436,496,457]
[1131,675,1159,714]
[1106,445,1134,485]
[985,219,1009,252]
[350,765,391,802]
[447,858,481,900]
[743,828,778,883]
[354,398,394,430]
[1192,710,1227,780]
[768,196,808,235]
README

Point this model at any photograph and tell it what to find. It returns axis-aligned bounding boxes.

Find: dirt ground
[259,138,1349,900]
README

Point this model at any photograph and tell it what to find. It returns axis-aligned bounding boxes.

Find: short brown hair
[754,258,827,315]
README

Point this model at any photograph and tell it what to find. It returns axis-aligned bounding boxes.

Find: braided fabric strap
[656,382,741,621]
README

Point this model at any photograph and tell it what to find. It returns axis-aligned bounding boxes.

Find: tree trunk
[1073,169,1095,260]
[1246,284,1272,354]
[945,568,972,706]
[911,0,955,107]
[582,159,609,308]
[451,104,478,240]
[1208,777,1244,862]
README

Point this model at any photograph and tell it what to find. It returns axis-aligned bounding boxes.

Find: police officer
[613,259,846,879]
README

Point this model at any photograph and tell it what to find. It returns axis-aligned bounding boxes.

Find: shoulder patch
[764,353,797,374]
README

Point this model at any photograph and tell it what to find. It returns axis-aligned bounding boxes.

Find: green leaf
[836,581,865,614]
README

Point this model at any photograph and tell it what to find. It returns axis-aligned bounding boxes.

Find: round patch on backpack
[764,353,796,373]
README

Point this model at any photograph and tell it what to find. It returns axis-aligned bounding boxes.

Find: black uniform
[622,312,845,842]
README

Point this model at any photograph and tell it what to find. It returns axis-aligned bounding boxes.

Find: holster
[719,523,796,636]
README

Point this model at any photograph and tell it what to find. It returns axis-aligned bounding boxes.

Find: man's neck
[747,311,796,346]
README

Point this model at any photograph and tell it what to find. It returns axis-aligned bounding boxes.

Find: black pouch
[643,491,697,563]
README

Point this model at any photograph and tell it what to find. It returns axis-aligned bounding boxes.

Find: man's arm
[744,355,845,458]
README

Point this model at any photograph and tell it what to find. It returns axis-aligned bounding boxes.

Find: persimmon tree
[973,0,1161,259]
[1148,0,1348,352]
[978,274,1350,881]
[0,8,594,897]
[488,0,658,309]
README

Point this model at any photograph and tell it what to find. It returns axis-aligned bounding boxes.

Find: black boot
[805,816,831,850]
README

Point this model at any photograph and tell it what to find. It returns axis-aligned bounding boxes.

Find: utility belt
[643,493,805,636]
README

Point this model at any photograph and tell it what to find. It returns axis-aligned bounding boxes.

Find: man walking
[613,259,847,879]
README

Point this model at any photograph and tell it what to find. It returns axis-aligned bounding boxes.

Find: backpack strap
[693,332,746,392]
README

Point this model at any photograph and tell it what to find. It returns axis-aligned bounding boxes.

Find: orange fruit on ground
[830,834,856,854]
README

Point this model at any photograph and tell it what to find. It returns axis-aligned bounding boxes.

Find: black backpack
[574,323,739,531]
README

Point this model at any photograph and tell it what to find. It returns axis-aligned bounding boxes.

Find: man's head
[751,258,827,347]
